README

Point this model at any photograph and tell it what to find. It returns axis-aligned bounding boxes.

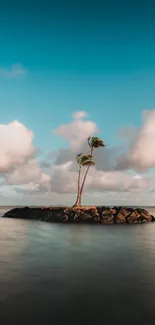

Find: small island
[3,206,155,224]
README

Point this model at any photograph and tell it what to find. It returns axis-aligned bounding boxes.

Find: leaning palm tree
[73,154,95,207]
[73,137,105,207]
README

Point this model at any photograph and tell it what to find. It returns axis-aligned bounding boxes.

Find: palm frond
[80,154,95,166]
[88,136,105,148]
[82,160,95,166]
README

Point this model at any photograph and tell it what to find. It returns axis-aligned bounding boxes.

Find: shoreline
[2,206,155,225]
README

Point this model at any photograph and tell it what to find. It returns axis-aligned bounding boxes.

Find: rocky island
[3,206,155,224]
[3,138,152,225]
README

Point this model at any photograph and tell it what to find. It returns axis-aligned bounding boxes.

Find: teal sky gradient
[0,0,155,156]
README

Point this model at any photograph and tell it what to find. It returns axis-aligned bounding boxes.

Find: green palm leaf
[87,136,105,148]
[82,160,95,166]
[77,154,95,166]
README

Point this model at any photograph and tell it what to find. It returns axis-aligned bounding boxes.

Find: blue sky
[0,0,155,205]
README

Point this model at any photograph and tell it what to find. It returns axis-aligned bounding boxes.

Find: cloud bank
[1,109,155,205]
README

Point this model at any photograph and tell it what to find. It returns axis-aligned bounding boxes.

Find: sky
[0,0,155,206]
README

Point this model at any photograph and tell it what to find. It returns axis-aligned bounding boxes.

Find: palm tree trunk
[78,165,91,205]
[72,166,81,207]
[78,148,93,205]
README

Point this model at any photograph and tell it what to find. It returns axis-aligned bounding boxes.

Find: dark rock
[79,213,92,221]
[126,207,135,213]
[86,208,100,222]
[2,206,154,225]
[136,208,152,222]
[61,214,68,223]
[102,208,113,216]
[115,213,126,224]
[101,214,114,224]
[97,206,107,214]
[112,206,122,215]
[78,210,99,223]
[63,209,79,222]
[114,208,131,224]
[126,211,140,224]
[151,215,155,222]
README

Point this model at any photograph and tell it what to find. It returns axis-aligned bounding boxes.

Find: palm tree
[73,154,95,207]
[73,137,105,207]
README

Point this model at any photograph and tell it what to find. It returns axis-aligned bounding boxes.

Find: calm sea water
[0,207,155,324]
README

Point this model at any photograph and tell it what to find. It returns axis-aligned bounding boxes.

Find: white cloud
[0,120,35,173]
[6,159,42,185]
[116,110,155,171]
[72,111,87,119]
[25,172,51,192]
[5,158,51,198]
[0,63,27,78]
[10,161,150,206]
[46,162,150,194]
[53,111,97,151]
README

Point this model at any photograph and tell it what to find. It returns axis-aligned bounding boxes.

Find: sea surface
[0,206,155,324]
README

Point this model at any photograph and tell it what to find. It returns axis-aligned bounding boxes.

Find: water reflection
[0,219,155,324]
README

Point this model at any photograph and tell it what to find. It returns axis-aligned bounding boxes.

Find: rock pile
[3,206,155,224]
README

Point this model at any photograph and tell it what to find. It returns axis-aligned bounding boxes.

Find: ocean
[0,206,155,324]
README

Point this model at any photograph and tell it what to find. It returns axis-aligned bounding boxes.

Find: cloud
[51,110,123,172]
[24,172,51,193]
[5,156,51,197]
[50,161,77,193]
[72,111,87,119]
[13,170,51,197]
[39,159,149,195]
[52,145,121,173]
[0,63,27,78]
[53,111,97,151]
[51,112,122,175]
[43,110,151,196]
[6,159,42,185]
[40,161,51,168]
[116,110,155,171]
[117,125,138,141]
[0,120,36,173]
[13,162,150,202]
[1,110,154,205]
